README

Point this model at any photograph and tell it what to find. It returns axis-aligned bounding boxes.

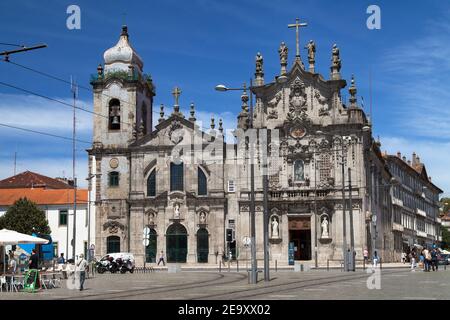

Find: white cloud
[380,136,450,196]
[0,93,92,134]
[381,14,450,139]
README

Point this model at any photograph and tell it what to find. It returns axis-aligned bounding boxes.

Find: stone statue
[271,217,279,239]
[255,52,263,74]
[331,44,341,70]
[305,40,316,63]
[321,216,329,238]
[174,204,180,218]
[199,212,206,224]
[278,42,288,74]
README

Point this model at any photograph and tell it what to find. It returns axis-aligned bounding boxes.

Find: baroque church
[88,24,443,266]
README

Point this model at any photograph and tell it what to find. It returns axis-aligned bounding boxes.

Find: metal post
[71,79,77,260]
[219,260,221,273]
[262,129,270,281]
[275,260,277,272]
[249,78,257,285]
[237,260,239,272]
[341,156,347,271]
[314,153,318,268]
[327,259,329,271]
[348,168,355,271]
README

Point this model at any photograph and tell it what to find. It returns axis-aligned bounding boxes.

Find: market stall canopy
[0,229,49,245]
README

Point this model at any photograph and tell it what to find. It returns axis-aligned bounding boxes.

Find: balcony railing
[269,189,332,200]
[392,197,403,207]
[416,208,427,217]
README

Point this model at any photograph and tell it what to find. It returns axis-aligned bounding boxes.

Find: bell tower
[91,25,155,148]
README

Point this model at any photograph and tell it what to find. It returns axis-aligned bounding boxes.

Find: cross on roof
[172,86,182,106]
[288,18,308,60]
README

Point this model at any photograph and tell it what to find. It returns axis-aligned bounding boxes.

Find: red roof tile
[0,171,74,189]
[0,188,87,206]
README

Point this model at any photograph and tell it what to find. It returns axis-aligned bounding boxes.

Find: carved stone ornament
[290,126,306,139]
[169,120,184,144]
[109,158,119,169]
[103,220,125,233]
[287,78,308,121]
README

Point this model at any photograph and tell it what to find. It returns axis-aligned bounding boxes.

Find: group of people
[363,248,381,268]
[408,247,440,272]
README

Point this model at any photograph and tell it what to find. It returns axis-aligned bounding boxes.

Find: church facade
[88,25,443,266]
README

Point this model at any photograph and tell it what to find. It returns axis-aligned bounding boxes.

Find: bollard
[228,260,230,272]
[380,259,382,270]
[275,260,277,272]
[363,258,365,271]
[219,261,222,273]
[237,260,239,272]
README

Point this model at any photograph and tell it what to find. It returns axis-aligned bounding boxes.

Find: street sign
[143,227,150,237]
[242,236,251,247]
[143,239,149,247]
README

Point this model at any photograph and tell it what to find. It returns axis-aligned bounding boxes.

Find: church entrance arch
[166,223,188,263]
[145,228,157,263]
[288,217,311,260]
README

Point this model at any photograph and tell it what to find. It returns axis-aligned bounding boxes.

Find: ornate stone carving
[169,120,183,144]
[287,78,308,121]
[267,91,282,120]
[103,220,125,233]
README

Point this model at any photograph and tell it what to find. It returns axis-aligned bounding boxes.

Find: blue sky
[0,0,449,195]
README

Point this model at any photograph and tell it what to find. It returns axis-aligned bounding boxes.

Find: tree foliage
[441,226,450,250]
[0,198,51,235]
[440,197,450,214]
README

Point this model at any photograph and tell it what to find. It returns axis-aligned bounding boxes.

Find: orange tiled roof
[0,188,88,206]
[0,171,74,189]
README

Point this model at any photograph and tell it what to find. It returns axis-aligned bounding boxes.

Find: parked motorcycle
[96,255,119,274]
[117,258,134,273]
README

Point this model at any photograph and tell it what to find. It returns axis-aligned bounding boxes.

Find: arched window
[106,236,120,253]
[170,162,183,191]
[294,160,304,181]
[198,168,207,196]
[108,99,121,130]
[109,171,119,187]
[147,169,156,197]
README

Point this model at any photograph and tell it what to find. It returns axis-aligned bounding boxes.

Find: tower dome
[103,25,144,73]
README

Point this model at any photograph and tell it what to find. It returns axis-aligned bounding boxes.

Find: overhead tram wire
[0,81,132,128]
[3,60,215,132]
[0,122,91,144]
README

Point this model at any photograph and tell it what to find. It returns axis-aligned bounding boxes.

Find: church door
[145,228,157,263]
[288,217,312,260]
[166,223,188,263]
[197,228,209,263]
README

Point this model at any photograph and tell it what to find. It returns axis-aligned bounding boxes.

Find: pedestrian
[157,251,165,266]
[423,248,431,272]
[410,250,416,271]
[57,253,65,265]
[28,249,40,288]
[372,251,379,269]
[419,250,425,270]
[431,248,438,271]
[401,252,406,264]
[76,253,88,291]
[363,248,369,264]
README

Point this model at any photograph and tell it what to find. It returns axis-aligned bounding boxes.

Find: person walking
[157,251,165,266]
[410,250,417,271]
[76,253,88,291]
[431,248,438,271]
[423,248,431,272]
[57,253,65,265]
[363,248,369,264]
[372,251,379,270]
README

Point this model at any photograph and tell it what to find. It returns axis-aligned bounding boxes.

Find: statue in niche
[174,204,180,219]
[199,212,206,224]
[321,216,329,238]
[294,160,304,181]
[271,217,279,239]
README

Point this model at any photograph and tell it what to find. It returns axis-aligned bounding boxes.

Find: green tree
[441,226,450,250]
[0,198,51,235]
[440,197,450,214]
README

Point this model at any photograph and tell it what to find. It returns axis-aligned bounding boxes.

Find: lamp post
[86,173,95,262]
[215,82,259,284]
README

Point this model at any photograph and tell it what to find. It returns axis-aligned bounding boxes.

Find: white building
[0,171,95,260]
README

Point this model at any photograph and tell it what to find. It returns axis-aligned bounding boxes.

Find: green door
[197,228,209,263]
[145,229,157,263]
[166,223,187,263]
[107,236,120,253]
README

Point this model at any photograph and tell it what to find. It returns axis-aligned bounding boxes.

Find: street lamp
[86,173,95,262]
[215,81,260,284]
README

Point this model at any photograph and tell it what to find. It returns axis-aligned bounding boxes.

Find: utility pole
[348,167,355,271]
[71,77,78,260]
[341,153,347,271]
[13,152,17,175]
[249,78,257,284]
[262,129,270,281]
[314,152,318,268]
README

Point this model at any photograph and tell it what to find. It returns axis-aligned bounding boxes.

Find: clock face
[290,127,306,139]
